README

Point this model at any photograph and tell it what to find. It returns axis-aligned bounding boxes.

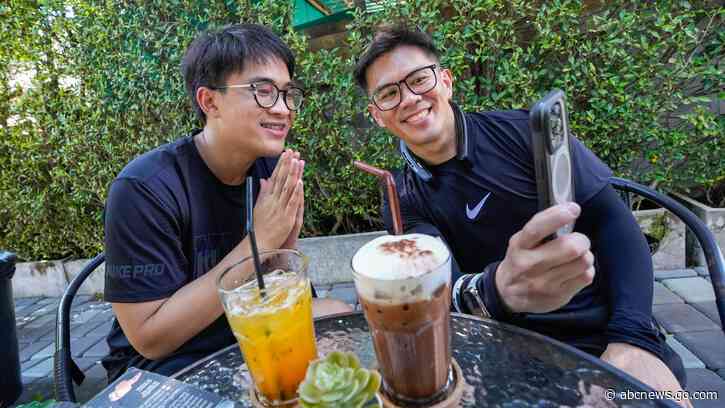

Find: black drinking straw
[245,176,265,294]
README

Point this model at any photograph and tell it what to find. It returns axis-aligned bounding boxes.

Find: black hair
[353,26,440,93]
[181,23,295,123]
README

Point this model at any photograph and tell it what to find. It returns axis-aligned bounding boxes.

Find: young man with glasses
[102,24,350,382]
[354,27,690,406]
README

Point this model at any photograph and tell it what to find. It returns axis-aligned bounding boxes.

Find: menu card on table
[83,367,239,408]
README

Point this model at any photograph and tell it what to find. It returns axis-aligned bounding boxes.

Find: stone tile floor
[10,268,725,407]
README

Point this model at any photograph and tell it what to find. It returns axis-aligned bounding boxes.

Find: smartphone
[530,89,575,238]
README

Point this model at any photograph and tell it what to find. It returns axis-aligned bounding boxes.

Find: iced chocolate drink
[352,234,452,405]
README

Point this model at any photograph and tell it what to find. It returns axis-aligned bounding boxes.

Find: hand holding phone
[529,89,575,238]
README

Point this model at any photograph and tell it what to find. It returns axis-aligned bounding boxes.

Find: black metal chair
[53,252,105,402]
[609,177,725,331]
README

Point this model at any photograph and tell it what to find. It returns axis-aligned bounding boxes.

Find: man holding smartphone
[353,26,690,406]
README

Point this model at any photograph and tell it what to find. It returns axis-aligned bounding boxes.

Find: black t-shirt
[102,130,277,379]
[383,109,663,358]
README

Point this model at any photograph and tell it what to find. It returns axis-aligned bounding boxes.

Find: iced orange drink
[218,250,317,407]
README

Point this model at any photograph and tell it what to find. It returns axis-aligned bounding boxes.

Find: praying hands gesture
[253,149,305,251]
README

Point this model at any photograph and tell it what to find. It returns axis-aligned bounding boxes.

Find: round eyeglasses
[371,64,438,111]
[213,81,305,111]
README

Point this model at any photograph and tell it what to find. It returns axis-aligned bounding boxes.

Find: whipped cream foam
[352,234,449,280]
[352,234,451,303]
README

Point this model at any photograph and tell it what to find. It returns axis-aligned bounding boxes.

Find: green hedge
[1,0,722,260]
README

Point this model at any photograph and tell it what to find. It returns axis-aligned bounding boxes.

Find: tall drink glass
[218,249,317,407]
[352,234,453,405]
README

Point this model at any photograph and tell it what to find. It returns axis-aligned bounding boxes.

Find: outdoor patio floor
[11,267,725,407]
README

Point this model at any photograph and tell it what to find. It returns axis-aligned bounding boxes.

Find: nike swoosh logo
[466,192,492,220]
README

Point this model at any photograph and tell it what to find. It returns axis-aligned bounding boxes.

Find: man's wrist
[463,273,491,318]
[453,273,491,318]
[252,232,277,252]
[493,262,518,314]
[454,262,514,320]
[482,261,518,320]
[281,237,298,250]
[452,274,474,313]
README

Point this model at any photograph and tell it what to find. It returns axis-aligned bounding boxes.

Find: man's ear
[368,103,386,128]
[440,68,454,101]
[196,87,219,118]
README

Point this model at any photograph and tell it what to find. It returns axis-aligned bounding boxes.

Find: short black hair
[181,24,295,123]
[353,26,440,93]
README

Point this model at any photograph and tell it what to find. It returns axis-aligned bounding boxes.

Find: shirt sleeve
[104,178,189,303]
[577,184,662,357]
[471,111,612,205]
[569,135,613,204]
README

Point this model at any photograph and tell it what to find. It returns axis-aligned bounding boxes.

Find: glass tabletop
[173,312,677,407]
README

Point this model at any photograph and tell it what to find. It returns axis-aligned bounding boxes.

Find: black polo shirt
[383,109,663,359]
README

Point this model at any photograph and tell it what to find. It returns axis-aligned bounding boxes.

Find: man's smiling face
[213,58,295,157]
[366,45,454,152]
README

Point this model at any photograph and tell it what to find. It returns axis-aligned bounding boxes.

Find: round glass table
[172,312,678,407]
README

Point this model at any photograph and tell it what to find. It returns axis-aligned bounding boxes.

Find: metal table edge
[170,311,680,408]
[449,313,680,407]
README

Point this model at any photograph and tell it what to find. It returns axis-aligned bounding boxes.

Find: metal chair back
[610,177,725,331]
[53,252,105,402]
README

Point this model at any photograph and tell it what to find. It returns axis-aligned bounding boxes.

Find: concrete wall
[676,195,725,268]
[633,209,686,270]
[11,231,386,298]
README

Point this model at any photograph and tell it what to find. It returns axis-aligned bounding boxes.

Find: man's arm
[578,185,662,358]
[112,239,254,360]
[601,343,691,407]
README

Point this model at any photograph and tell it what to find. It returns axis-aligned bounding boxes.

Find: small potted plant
[297,351,382,408]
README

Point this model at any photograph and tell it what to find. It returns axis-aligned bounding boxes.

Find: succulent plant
[298,351,381,408]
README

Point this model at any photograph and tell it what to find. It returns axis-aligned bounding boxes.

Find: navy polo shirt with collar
[382,108,665,360]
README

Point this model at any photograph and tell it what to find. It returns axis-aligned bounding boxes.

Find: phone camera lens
[550,119,563,146]
[549,103,564,147]
[552,102,562,116]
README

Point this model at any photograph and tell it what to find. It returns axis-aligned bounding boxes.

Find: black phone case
[529,89,575,238]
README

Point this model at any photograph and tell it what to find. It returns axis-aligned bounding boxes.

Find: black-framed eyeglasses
[371,64,438,111]
[212,81,305,111]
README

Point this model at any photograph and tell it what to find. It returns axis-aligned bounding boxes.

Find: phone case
[529,89,575,237]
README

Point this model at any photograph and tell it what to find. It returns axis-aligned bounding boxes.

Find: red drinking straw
[353,161,403,235]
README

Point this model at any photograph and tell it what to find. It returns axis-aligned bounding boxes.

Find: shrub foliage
[1,0,722,260]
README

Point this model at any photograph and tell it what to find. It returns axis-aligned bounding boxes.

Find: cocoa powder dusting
[379,239,433,259]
